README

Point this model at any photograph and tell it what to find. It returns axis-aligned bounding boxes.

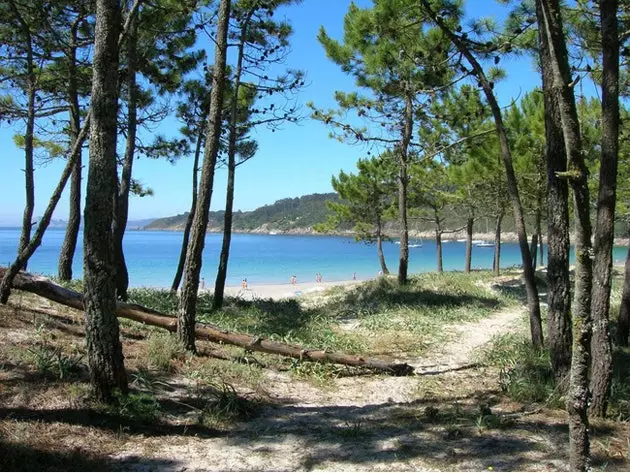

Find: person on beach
[201,277,205,289]
[291,275,297,285]
[241,278,248,290]
[352,272,356,280]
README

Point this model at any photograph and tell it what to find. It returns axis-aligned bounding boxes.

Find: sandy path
[114,304,529,471]
[412,306,524,375]
[313,305,525,408]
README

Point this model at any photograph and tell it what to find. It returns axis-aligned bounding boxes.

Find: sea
[0,228,628,288]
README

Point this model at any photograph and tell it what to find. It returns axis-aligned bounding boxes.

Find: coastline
[139,227,630,247]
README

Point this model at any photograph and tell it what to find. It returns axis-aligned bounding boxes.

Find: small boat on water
[269,231,278,235]
[394,239,423,247]
[476,241,495,247]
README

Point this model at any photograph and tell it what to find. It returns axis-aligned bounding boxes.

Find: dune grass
[126,271,518,360]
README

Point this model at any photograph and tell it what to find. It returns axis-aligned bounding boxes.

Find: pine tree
[420,0,544,348]
[318,154,397,274]
[212,0,303,310]
[55,1,93,281]
[171,78,211,293]
[0,1,140,304]
[0,0,67,270]
[83,0,128,401]
[535,0,594,468]
[113,0,201,300]
[314,0,455,285]
[178,0,232,352]
[425,84,495,273]
[408,160,453,273]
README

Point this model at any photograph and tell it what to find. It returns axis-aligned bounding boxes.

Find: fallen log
[0,268,414,376]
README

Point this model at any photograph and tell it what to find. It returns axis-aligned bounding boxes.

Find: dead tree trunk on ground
[0,268,414,376]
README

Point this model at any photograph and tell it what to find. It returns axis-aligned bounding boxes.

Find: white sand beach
[221,279,365,301]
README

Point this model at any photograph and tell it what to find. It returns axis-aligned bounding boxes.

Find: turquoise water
[0,228,627,288]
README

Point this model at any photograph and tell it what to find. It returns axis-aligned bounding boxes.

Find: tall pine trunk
[213,17,250,311]
[83,0,127,402]
[538,14,572,381]
[537,0,593,469]
[434,212,443,273]
[58,20,82,281]
[537,206,544,266]
[113,12,138,301]
[171,125,204,293]
[419,0,543,348]
[376,220,389,275]
[530,231,539,272]
[483,87,543,348]
[396,92,413,285]
[177,0,231,351]
[617,217,630,347]
[11,0,36,271]
[212,160,235,310]
[464,216,473,273]
[493,212,502,276]
[589,0,619,419]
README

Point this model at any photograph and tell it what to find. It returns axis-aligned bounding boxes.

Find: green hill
[147,190,610,239]
[145,193,341,232]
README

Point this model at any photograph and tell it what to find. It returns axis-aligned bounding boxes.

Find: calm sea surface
[0,228,627,288]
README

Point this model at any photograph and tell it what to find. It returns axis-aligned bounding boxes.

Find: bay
[0,228,627,288]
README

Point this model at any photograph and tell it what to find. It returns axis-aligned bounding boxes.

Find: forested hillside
[145,193,341,232]
[145,191,630,238]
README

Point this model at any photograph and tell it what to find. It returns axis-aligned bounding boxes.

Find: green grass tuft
[479,333,561,406]
[145,333,185,372]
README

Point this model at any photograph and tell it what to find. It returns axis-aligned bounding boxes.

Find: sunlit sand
[221,279,365,301]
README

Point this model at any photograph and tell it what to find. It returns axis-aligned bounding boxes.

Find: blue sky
[0,0,543,226]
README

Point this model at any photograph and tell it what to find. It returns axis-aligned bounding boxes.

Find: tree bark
[83,0,127,402]
[58,19,83,281]
[617,217,630,347]
[171,126,204,293]
[9,0,36,271]
[464,216,473,273]
[435,212,443,273]
[538,14,572,381]
[396,92,413,285]
[419,0,543,349]
[212,151,236,311]
[589,0,619,419]
[177,0,231,352]
[536,0,593,469]
[536,206,544,267]
[376,221,389,275]
[530,232,538,272]
[213,15,250,311]
[0,268,414,376]
[493,212,503,276]
[112,11,138,301]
